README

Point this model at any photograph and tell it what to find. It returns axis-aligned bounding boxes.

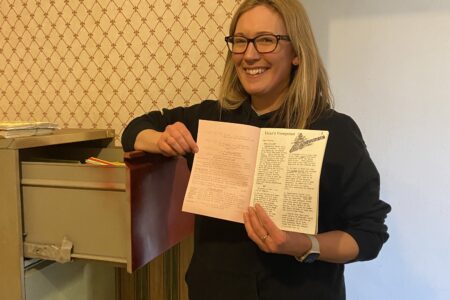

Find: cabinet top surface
[0,128,115,150]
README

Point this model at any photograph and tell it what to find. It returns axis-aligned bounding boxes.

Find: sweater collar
[241,98,277,121]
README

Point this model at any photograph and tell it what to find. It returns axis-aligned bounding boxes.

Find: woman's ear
[292,56,299,66]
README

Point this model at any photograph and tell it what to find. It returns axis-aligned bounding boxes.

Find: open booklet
[182,120,329,234]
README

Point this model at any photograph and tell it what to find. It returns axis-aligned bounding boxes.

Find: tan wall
[0,0,239,142]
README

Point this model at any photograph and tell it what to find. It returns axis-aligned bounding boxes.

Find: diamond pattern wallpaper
[0,0,240,143]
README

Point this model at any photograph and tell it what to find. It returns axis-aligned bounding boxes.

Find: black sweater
[122,100,391,300]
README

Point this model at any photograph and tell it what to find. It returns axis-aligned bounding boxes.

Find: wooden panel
[178,235,194,300]
[116,236,193,300]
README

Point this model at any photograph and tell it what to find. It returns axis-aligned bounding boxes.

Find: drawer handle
[21,178,126,191]
[24,237,73,263]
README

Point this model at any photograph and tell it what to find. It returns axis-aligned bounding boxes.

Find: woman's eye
[258,37,275,44]
[234,38,247,45]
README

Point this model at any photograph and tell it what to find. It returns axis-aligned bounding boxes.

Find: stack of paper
[0,121,59,138]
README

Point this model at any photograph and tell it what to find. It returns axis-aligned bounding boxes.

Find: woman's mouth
[244,67,267,75]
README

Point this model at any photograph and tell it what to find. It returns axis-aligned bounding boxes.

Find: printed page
[182,120,260,223]
[250,128,328,234]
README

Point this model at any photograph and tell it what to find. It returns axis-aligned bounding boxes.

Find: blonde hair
[219,0,333,128]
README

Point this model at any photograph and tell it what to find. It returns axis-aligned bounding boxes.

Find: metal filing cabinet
[0,129,193,300]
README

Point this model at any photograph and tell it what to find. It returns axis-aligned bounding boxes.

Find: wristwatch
[295,234,320,263]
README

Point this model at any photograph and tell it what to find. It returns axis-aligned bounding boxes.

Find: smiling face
[232,5,299,112]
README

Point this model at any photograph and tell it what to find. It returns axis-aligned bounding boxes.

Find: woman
[122,0,391,299]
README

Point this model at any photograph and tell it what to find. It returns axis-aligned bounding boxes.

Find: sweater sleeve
[121,100,219,152]
[332,116,391,262]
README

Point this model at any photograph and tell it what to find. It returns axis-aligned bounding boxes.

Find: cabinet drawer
[22,162,131,265]
[21,150,193,272]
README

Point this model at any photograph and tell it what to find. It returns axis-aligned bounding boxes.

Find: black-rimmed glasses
[225,34,290,54]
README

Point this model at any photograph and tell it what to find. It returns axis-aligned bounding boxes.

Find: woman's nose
[243,41,261,61]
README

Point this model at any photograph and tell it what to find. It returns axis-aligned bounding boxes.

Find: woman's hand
[243,203,360,263]
[157,122,199,156]
[243,203,311,257]
[134,122,198,156]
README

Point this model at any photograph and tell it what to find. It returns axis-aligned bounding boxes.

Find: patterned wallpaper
[0,0,240,142]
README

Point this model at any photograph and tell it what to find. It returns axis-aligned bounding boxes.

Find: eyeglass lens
[228,35,279,54]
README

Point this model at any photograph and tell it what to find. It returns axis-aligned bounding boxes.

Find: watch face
[303,252,320,263]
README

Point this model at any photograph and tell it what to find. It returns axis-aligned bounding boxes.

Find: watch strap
[295,234,320,263]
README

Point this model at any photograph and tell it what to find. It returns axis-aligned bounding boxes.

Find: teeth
[245,68,266,75]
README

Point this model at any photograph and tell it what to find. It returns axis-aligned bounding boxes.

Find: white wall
[302,1,450,299]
